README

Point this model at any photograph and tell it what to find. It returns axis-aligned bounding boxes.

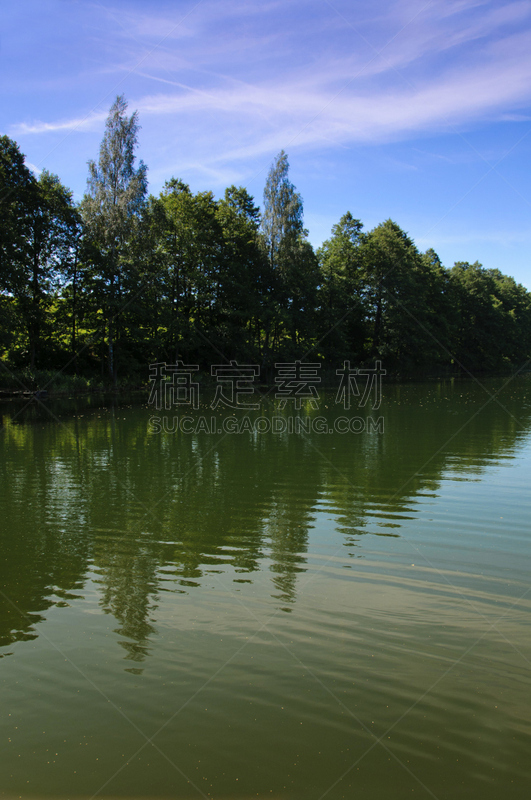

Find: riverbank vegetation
[2,96,531,390]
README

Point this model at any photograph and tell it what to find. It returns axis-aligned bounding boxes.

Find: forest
[1,95,531,390]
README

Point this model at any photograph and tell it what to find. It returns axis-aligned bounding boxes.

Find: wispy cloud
[14,111,107,136]
[24,160,42,176]
[132,45,531,147]
[7,0,531,207]
[12,0,531,158]
[12,39,531,182]
[4,0,531,286]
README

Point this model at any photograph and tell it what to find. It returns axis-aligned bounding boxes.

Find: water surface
[1,377,530,799]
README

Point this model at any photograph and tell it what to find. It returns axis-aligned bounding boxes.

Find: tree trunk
[71,248,78,370]
[30,249,39,370]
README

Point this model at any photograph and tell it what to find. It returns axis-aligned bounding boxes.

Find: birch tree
[82,95,147,382]
[261,150,317,355]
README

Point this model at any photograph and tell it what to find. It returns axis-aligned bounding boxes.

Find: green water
[1,377,530,799]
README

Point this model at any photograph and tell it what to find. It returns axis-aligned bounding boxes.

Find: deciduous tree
[81,95,148,382]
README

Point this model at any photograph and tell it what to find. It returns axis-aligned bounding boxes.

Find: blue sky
[3,0,531,286]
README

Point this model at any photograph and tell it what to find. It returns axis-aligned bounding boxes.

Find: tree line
[2,95,531,386]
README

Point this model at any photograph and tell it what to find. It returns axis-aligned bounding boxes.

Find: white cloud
[13,111,107,136]
[24,160,42,176]
[9,0,531,186]
[133,40,531,155]
[13,39,531,174]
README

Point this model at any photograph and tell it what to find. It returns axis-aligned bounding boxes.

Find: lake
[1,375,530,799]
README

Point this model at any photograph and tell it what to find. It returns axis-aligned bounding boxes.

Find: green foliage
[260,150,319,361]
[0,135,35,296]
[1,136,80,369]
[448,262,531,371]
[81,95,148,382]
[317,212,365,363]
[2,112,530,382]
[215,186,265,358]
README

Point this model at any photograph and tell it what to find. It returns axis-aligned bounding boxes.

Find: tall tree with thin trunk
[260,150,314,359]
[261,150,304,273]
[82,95,147,383]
